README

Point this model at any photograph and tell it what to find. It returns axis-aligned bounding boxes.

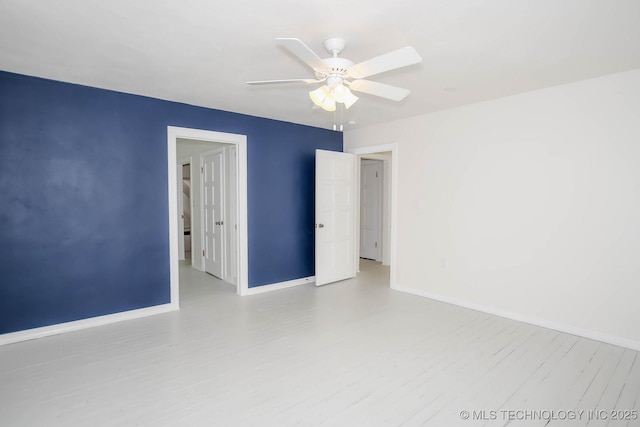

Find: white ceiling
[1,0,639,131]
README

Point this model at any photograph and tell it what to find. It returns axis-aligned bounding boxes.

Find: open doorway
[348,144,397,288]
[359,156,391,264]
[177,142,235,281]
[167,127,249,309]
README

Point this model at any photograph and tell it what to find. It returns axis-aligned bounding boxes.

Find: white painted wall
[344,68,640,347]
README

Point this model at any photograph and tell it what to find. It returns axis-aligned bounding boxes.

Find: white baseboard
[244,276,315,295]
[391,284,640,352]
[0,303,179,346]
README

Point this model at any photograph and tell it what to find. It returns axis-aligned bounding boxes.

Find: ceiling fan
[246,37,422,112]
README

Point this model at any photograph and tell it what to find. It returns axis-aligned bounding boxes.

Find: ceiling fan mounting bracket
[324,37,346,56]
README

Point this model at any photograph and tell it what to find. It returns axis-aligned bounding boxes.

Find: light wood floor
[1,260,639,426]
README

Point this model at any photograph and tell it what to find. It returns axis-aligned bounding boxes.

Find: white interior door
[202,149,225,278]
[315,149,356,286]
[360,160,382,261]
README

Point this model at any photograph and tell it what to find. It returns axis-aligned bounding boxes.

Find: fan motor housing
[316,57,354,79]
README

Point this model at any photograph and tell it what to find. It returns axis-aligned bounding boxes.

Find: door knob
[316,223,324,228]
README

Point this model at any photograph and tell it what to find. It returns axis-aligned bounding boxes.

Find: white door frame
[348,143,397,288]
[167,126,249,306]
[177,160,185,261]
[223,145,238,285]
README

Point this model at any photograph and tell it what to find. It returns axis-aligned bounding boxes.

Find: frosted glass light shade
[321,97,336,111]
[343,90,358,109]
[309,86,330,107]
[332,84,348,103]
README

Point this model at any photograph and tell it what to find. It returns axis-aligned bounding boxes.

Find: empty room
[1,1,639,426]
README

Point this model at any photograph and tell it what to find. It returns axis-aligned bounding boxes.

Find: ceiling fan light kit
[247,36,422,118]
[309,80,359,112]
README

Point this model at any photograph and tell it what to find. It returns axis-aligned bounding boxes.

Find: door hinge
[376,171,378,178]
[375,242,378,248]
[201,166,204,173]
[202,250,205,256]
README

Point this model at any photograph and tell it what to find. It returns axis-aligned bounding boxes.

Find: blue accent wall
[0,71,342,334]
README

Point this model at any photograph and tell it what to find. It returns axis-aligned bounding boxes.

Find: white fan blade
[348,46,422,79]
[348,79,410,101]
[246,78,323,85]
[276,38,328,71]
